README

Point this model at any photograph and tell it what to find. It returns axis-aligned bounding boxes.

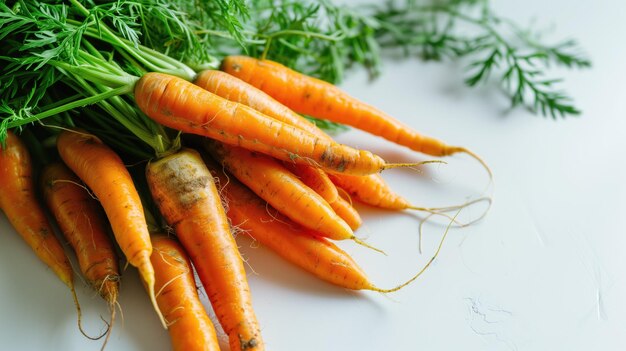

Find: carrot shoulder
[134,72,389,176]
[56,130,164,327]
[150,235,221,351]
[146,148,263,351]
[0,131,73,287]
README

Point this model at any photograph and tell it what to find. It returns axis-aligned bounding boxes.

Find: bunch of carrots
[0,2,492,350]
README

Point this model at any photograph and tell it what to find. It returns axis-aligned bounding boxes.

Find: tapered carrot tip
[351,236,387,255]
[447,146,493,183]
[98,279,119,350]
[136,251,167,329]
[70,283,109,341]
[382,159,447,171]
[368,209,459,293]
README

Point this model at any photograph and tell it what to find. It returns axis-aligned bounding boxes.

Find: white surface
[2,1,626,350]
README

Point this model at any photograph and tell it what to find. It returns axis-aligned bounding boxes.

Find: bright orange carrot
[207,159,434,292]
[56,129,165,328]
[204,140,353,241]
[193,69,413,211]
[329,195,362,231]
[195,69,339,203]
[146,148,263,351]
[328,172,492,222]
[0,131,73,287]
[328,172,412,210]
[135,72,419,176]
[194,69,320,133]
[40,162,120,347]
[207,162,371,289]
[149,235,221,351]
[221,55,491,177]
[0,131,100,340]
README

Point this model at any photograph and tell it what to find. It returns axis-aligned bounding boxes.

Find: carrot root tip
[351,236,387,256]
[371,209,461,294]
[71,285,109,341]
[382,159,447,172]
[137,253,168,329]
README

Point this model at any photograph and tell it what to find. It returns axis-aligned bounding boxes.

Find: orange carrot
[56,129,165,328]
[208,162,370,289]
[135,72,421,176]
[328,172,413,210]
[149,235,221,351]
[204,140,353,241]
[0,131,99,339]
[146,148,263,351]
[0,131,73,287]
[221,55,491,178]
[193,69,414,211]
[207,159,435,292]
[40,162,120,347]
[328,172,492,224]
[329,195,362,231]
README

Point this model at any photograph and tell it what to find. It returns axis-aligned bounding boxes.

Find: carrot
[208,162,370,289]
[146,148,263,351]
[329,172,492,226]
[195,68,488,226]
[328,172,413,210]
[135,72,424,176]
[329,195,362,231]
[149,235,221,351]
[56,129,166,328]
[40,162,120,348]
[205,140,351,240]
[193,69,417,213]
[206,159,440,292]
[0,131,98,339]
[0,131,73,287]
[203,140,381,253]
[195,69,339,203]
[220,55,492,178]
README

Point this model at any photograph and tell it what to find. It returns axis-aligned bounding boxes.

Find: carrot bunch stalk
[146,148,264,351]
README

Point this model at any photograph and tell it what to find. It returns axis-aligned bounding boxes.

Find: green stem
[66,9,196,80]
[7,85,133,129]
[53,60,138,89]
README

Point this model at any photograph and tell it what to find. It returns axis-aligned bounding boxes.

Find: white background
[1,1,625,350]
